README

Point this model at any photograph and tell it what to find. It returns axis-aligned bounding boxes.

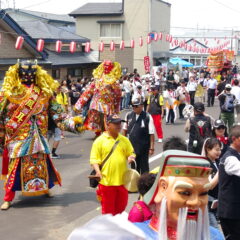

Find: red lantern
[110,41,115,51]
[147,35,151,44]
[85,42,91,53]
[120,40,125,50]
[36,39,44,52]
[69,41,76,53]
[99,41,104,52]
[154,33,158,41]
[158,32,163,40]
[15,36,24,50]
[166,34,169,42]
[130,39,135,48]
[174,39,179,46]
[56,40,62,53]
[167,34,172,42]
[139,37,143,47]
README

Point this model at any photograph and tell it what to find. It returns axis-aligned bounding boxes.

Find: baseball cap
[107,114,125,124]
[213,119,225,128]
[132,97,144,106]
[194,102,205,112]
[151,85,158,90]
[225,84,232,89]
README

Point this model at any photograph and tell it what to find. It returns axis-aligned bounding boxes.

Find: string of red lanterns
[14,33,232,54]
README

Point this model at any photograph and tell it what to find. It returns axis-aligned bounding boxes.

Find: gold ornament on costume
[2,63,59,103]
[93,61,122,85]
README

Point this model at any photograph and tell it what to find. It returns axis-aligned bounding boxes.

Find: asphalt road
[0,104,220,240]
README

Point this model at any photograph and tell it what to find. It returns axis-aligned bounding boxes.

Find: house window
[52,69,60,79]
[67,68,83,77]
[100,23,122,38]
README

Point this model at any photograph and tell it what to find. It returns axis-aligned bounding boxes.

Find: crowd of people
[2,59,240,239]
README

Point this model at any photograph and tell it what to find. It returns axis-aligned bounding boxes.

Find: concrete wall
[151,0,171,55]
[100,46,134,72]
[0,26,35,58]
[74,0,171,75]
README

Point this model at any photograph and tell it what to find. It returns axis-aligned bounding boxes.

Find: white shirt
[224,156,240,177]
[122,80,132,93]
[207,78,218,89]
[187,81,198,92]
[123,112,155,134]
[231,86,240,101]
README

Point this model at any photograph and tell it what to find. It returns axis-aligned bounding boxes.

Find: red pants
[97,184,128,215]
[151,114,163,139]
[4,189,15,202]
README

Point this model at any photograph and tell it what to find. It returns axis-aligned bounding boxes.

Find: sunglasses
[216,126,225,130]
[133,105,141,108]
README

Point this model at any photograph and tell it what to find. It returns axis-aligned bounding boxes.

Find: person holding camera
[218,84,235,130]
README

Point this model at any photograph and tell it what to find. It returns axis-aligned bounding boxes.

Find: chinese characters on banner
[144,56,150,73]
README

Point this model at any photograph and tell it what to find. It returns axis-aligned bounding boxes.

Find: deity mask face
[103,60,114,74]
[18,60,37,85]
[154,176,209,228]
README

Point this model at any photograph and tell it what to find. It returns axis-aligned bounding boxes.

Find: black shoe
[52,153,60,159]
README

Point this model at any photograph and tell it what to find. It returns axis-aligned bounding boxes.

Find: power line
[212,0,240,14]
[20,0,53,10]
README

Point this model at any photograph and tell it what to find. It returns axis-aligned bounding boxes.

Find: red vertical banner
[144,56,150,73]
[130,39,135,48]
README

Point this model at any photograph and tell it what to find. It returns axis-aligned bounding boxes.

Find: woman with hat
[212,119,229,157]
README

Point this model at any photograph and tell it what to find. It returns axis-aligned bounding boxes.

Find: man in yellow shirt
[90,114,135,215]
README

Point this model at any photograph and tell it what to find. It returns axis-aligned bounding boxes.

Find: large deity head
[2,59,59,98]
[18,60,37,85]
[93,60,121,86]
[144,150,212,240]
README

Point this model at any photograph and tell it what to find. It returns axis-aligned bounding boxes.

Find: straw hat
[123,160,140,192]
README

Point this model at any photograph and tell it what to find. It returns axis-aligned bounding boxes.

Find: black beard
[21,80,35,86]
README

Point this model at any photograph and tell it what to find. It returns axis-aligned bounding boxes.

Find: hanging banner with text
[144,56,150,73]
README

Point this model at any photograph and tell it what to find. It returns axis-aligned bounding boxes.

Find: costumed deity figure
[134,150,224,240]
[74,61,122,135]
[0,60,84,210]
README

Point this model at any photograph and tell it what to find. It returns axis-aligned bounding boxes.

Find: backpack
[221,94,234,112]
[189,116,212,154]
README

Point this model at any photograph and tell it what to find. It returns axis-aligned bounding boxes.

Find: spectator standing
[185,102,212,154]
[231,79,240,123]
[128,173,156,223]
[123,98,155,174]
[147,86,164,143]
[66,74,72,90]
[69,85,81,115]
[166,70,174,89]
[90,114,135,215]
[48,113,61,159]
[202,138,221,229]
[212,119,229,157]
[217,76,227,96]
[182,67,189,82]
[176,80,188,119]
[56,86,69,113]
[122,76,132,109]
[218,125,240,239]
[187,76,198,106]
[207,74,218,107]
[218,84,235,130]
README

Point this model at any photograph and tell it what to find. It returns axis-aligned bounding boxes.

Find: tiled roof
[5,8,75,23]
[18,21,88,42]
[69,3,123,16]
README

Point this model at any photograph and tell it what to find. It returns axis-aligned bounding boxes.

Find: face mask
[18,61,37,85]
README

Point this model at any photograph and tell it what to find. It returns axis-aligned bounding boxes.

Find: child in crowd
[202,138,222,229]
[128,173,156,223]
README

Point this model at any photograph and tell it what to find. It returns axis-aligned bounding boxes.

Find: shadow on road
[11,191,98,209]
